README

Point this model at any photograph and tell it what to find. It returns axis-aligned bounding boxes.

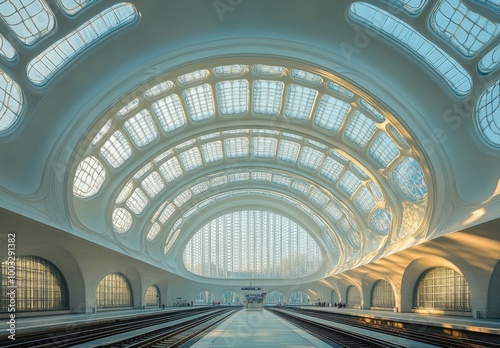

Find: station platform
[295,306,500,335]
[7,306,201,335]
[189,308,332,347]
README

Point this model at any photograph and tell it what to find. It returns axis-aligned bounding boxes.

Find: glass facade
[219,290,240,305]
[95,273,133,308]
[195,290,216,305]
[264,291,285,305]
[414,267,472,311]
[183,210,323,279]
[145,285,159,307]
[371,280,395,308]
[0,256,69,312]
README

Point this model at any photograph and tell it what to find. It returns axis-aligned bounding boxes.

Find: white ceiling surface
[0,0,499,285]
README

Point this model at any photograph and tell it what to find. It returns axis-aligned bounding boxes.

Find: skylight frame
[26,2,138,86]
[0,69,23,132]
[348,1,473,96]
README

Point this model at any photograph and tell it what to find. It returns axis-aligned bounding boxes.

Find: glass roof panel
[183,210,322,278]
[308,187,329,206]
[124,110,158,147]
[164,229,181,255]
[141,171,165,198]
[349,2,472,96]
[360,99,385,122]
[91,120,112,145]
[370,181,384,201]
[210,175,228,187]
[224,137,249,158]
[182,83,215,121]
[159,157,183,183]
[145,80,174,98]
[299,146,325,170]
[178,69,209,85]
[291,180,310,196]
[327,81,354,99]
[126,187,148,214]
[345,110,377,147]
[252,80,284,115]
[389,0,428,14]
[99,130,132,168]
[431,0,499,57]
[479,44,499,74]
[369,208,392,235]
[117,98,139,117]
[158,203,175,224]
[314,94,351,131]
[388,124,410,148]
[290,69,323,85]
[73,156,106,198]
[475,80,499,146]
[153,149,173,163]
[324,202,343,221]
[191,181,210,195]
[272,175,292,187]
[354,186,377,214]
[228,172,250,182]
[179,147,203,171]
[352,163,369,179]
[348,230,361,249]
[338,170,362,197]
[217,79,249,115]
[284,84,317,119]
[112,207,132,233]
[0,33,16,61]
[133,163,153,180]
[151,94,186,132]
[369,132,400,167]
[27,3,137,85]
[338,218,350,234]
[0,69,23,132]
[146,222,161,241]
[57,0,97,15]
[320,157,344,182]
[214,64,248,76]
[173,189,192,207]
[0,0,55,45]
[115,180,133,204]
[252,64,285,76]
[201,141,223,163]
[251,172,272,182]
[392,157,428,201]
[252,137,277,158]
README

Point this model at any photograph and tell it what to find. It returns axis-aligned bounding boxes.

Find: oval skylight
[475,80,500,147]
[0,69,23,132]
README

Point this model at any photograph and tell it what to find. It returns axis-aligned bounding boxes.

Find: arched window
[289,291,309,304]
[264,291,285,305]
[95,273,133,308]
[195,290,216,305]
[331,289,339,305]
[0,256,69,311]
[219,290,240,305]
[414,267,472,312]
[371,280,395,309]
[145,285,159,307]
[346,285,361,308]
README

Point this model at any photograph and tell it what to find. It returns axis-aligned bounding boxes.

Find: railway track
[0,307,237,348]
[271,307,500,348]
[270,308,408,347]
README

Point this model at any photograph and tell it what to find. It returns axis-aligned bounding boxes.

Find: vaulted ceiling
[0,0,498,285]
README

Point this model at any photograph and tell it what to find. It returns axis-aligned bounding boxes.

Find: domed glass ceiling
[71,58,430,279]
